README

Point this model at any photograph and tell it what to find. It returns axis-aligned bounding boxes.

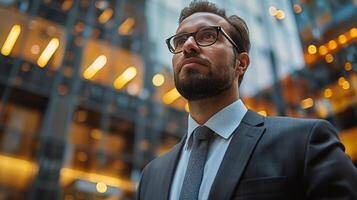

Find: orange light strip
[305,27,357,65]
[1,24,21,56]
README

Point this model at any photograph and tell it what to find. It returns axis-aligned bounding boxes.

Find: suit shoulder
[265,116,333,131]
[263,116,337,142]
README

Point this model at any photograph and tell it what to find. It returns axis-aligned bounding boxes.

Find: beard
[174,58,236,101]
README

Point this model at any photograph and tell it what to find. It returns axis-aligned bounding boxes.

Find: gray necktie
[179,126,214,200]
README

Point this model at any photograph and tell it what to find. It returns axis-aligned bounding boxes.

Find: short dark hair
[179,1,250,53]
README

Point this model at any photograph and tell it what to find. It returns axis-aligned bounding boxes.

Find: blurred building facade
[289,0,357,160]
[0,0,356,200]
[0,0,164,199]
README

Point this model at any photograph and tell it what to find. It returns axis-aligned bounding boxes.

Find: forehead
[176,12,230,33]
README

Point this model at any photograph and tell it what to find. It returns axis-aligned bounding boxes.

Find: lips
[179,57,208,71]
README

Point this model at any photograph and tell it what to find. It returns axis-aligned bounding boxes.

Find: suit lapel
[208,110,266,200]
[159,135,187,200]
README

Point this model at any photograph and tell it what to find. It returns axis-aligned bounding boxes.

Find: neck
[188,85,240,125]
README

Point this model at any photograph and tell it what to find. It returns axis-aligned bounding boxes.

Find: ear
[234,52,250,77]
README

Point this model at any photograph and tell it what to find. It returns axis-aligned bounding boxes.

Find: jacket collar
[208,110,266,200]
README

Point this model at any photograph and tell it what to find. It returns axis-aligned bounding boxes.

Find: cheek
[172,55,179,70]
[208,51,229,68]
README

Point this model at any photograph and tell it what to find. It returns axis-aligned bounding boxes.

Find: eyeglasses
[166,26,240,54]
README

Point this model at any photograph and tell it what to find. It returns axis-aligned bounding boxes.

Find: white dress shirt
[169,99,248,200]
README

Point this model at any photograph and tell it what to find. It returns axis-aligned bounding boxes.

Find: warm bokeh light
[301,98,314,109]
[316,104,328,118]
[318,45,328,56]
[269,6,277,16]
[350,28,357,38]
[37,38,60,67]
[325,54,334,63]
[327,40,337,50]
[185,103,190,113]
[338,77,346,86]
[126,83,140,95]
[340,129,357,161]
[258,110,267,116]
[118,18,135,35]
[0,154,38,189]
[96,182,108,193]
[62,0,73,11]
[307,45,317,54]
[1,24,21,56]
[113,66,137,89]
[98,8,113,24]
[30,44,40,55]
[342,81,350,90]
[344,62,353,71]
[293,4,302,14]
[276,10,285,20]
[306,28,357,65]
[162,88,181,104]
[324,88,332,98]
[83,55,107,79]
[338,34,347,45]
[91,129,102,140]
[152,74,165,87]
[60,168,134,192]
[77,151,87,162]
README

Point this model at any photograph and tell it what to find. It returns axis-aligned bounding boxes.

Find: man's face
[172,12,239,101]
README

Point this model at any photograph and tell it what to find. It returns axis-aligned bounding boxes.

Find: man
[136,1,357,200]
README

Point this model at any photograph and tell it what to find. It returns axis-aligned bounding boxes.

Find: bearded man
[136,1,357,200]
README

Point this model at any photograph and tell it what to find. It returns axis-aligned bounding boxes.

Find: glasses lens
[171,34,188,53]
[196,27,218,46]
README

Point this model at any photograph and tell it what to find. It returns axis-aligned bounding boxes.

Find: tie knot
[194,126,214,142]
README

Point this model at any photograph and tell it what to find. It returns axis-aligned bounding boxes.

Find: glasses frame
[166,26,240,54]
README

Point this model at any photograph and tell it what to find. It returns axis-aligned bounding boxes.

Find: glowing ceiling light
[338,77,346,86]
[344,62,352,71]
[1,24,21,56]
[325,54,334,63]
[37,38,59,67]
[96,182,108,193]
[327,40,337,50]
[318,45,328,56]
[293,4,302,14]
[269,6,277,16]
[113,66,137,89]
[98,8,113,24]
[83,55,107,79]
[307,45,317,54]
[162,88,181,104]
[276,10,285,20]
[324,88,332,98]
[152,73,165,87]
[118,18,135,35]
[342,81,350,90]
[350,28,357,38]
[301,98,314,109]
[338,34,347,45]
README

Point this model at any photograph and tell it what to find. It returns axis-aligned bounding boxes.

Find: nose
[182,36,200,54]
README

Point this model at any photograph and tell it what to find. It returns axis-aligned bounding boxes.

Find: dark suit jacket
[136,110,357,200]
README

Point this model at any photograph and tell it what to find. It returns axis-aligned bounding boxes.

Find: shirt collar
[186,99,248,147]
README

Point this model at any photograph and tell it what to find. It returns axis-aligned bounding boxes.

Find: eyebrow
[176,24,213,35]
